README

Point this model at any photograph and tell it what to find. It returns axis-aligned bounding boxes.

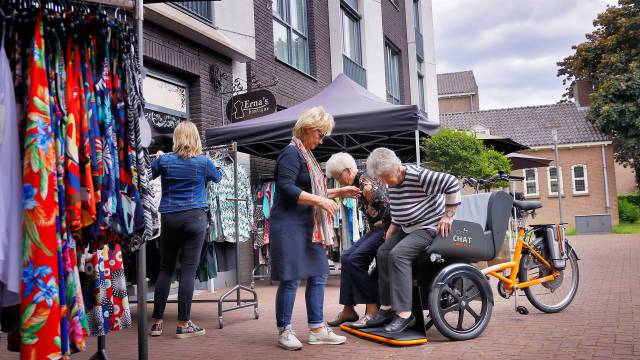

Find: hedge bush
[618,197,640,223]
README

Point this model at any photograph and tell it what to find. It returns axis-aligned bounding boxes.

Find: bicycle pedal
[516,306,529,315]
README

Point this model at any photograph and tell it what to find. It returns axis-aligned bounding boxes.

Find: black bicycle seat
[513,200,543,211]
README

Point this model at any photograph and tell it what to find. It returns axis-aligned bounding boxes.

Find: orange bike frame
[481,228,558,291]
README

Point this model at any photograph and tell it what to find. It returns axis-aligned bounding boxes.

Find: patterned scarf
[291,137,335,246]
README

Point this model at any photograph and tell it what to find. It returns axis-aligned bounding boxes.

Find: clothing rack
[203,142,259,328]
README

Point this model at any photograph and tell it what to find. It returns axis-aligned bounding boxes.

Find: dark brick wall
[144,21,258,284]
[248,0,333,246]
[143,21,232,139]
[382,0,411,105]
[249,0,332,108]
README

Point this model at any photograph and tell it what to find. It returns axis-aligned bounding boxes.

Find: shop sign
[225,89,277,122]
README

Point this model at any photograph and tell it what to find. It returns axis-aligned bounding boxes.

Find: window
[547,166,564,196]
[341,3,366,87]
[418,74,425,111]
[414,0,424,60]
[273,0,309,74]
[524,168,539,197]
[413,0,421,31]
[341,6,361,64]
[385,43,401,104]
[175,1,213,23]
[572,164,589,195]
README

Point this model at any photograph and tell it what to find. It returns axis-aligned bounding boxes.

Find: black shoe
[383,314,416,334]
[363,309,396,328]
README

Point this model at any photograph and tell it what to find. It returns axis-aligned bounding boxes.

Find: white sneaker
[278,328,303,351]
[308,326,347,345]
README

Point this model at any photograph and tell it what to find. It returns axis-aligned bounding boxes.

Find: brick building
[141,1,257,287]
[441,102,619,231]
[142,0,442,286]
[437,70,479,113]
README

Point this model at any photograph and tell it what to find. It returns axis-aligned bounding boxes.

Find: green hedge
[618,195,640,223]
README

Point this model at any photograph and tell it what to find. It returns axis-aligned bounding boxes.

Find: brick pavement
[1,234,639,359]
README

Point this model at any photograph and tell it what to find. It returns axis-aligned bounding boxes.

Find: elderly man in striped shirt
[364,147,461,333]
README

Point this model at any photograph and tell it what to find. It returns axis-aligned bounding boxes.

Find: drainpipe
[601,144,611,213]
[469,94,474,111]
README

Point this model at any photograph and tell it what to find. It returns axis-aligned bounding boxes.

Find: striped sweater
[388,164,461,232]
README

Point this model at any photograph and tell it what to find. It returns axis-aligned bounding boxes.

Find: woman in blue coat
[270,106,360,350]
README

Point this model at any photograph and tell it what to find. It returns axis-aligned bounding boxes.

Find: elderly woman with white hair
[269,106,360,350]
[364,147,461,334]
[324,153,391,329]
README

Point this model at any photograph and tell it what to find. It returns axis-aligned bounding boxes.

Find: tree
[557,0,640,184]
[421,129,512,190]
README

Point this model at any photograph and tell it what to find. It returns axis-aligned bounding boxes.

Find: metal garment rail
[203,142,260,329]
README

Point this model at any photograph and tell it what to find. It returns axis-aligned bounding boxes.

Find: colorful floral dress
[20,14,62,360]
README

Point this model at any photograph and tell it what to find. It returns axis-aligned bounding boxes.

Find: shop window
[143,71,189,151]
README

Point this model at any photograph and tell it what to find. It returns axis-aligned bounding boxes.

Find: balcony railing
[176,1,213,23]
[343,55,367,88]
[415,29,424,61]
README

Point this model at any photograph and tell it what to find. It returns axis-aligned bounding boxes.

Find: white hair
[325,152,358,179]
[366,147,402,176]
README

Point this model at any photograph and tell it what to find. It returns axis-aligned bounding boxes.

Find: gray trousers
[377,228,436,311]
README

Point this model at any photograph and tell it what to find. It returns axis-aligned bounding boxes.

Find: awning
[204,74,440,161]
[507,153,552,170]
[474,133,529,154]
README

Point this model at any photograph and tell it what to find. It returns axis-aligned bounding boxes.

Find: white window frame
[341,3,362,65]
[523,168,539,197]
[418,73,425,111]
[547,166,564,196]
[571,164,589,195]
[272,0,310,74]
[385,43,401,104]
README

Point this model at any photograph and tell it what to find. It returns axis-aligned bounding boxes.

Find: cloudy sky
[432,0,617,110]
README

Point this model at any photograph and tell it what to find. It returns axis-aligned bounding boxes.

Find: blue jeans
[275,274,328,330]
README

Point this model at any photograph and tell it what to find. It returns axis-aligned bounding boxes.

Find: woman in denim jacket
[149,121,222,339]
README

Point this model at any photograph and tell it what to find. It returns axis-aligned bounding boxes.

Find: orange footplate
[339,324,428,346]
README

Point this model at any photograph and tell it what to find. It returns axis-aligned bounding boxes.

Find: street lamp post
[551,127,564,224]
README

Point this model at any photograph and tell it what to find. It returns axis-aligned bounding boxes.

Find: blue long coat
[269,145,329,281]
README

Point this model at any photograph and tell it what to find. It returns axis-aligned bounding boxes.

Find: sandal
[327,311,359,327]
[348,314,373,329]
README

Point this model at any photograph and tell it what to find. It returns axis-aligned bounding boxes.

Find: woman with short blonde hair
[149,120,222,339]
[270,106,359,350]
[292,106,335,139]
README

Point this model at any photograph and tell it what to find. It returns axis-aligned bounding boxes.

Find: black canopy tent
[205,74,440,162]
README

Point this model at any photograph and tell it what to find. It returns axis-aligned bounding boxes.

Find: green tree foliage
[421,129,512,189]
[557,0,640,185]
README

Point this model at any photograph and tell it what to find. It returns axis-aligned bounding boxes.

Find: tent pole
[135,0,148,359]
[414,130,420,166]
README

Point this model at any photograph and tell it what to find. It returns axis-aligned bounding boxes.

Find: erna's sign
[225,89,277,123]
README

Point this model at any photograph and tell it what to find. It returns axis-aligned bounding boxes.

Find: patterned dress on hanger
[20,14,63,359]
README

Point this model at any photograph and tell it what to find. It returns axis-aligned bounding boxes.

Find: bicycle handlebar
[463,172,525,187]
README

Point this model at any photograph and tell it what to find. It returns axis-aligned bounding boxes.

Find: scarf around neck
[290,136,335,247]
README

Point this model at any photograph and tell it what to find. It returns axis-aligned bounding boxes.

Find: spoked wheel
[519,239,579,313]
[428,264,493,341]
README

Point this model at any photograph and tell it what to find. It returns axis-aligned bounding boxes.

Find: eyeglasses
[316,129,326,139]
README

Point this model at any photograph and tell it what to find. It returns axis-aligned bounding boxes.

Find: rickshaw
[341,172,580,345]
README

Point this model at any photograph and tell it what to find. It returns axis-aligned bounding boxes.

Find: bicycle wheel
[518,238,579,313]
